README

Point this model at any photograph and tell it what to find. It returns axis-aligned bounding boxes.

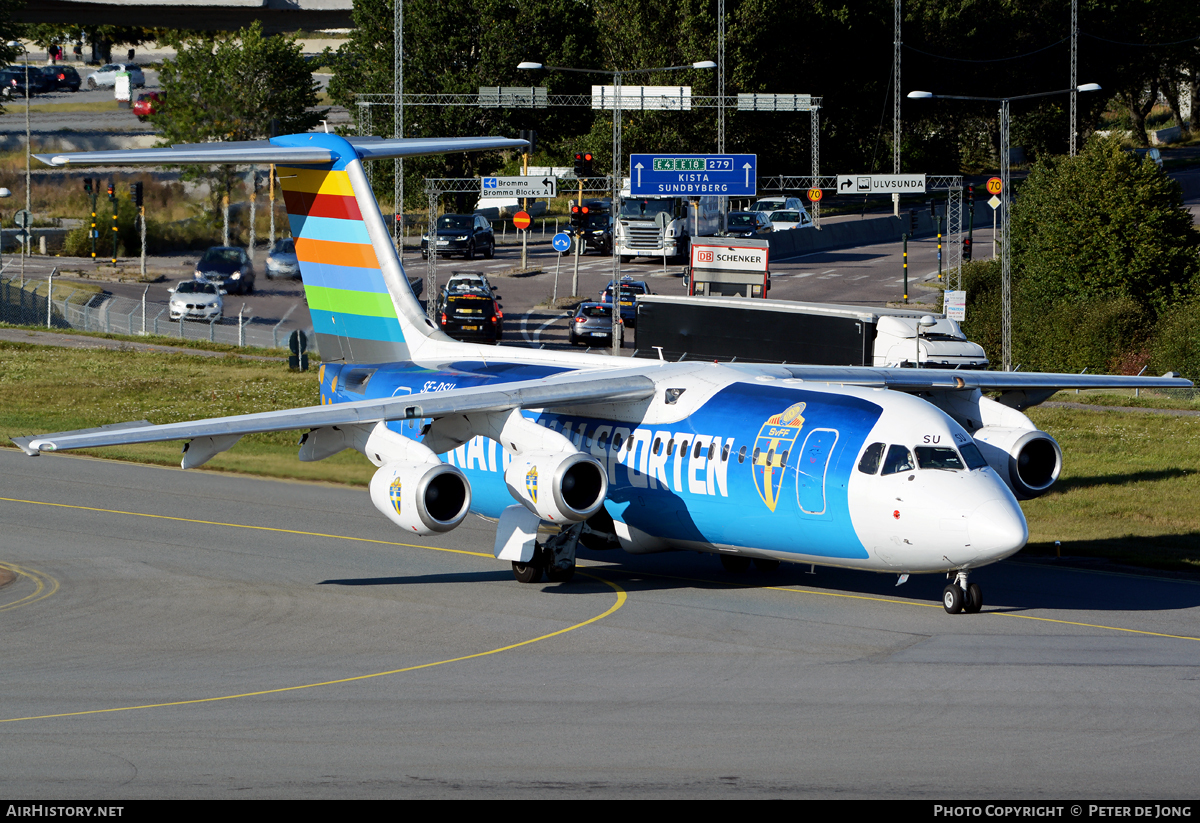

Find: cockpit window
[915,446,965,470]
[881,444,915,475]
[959,441,989,470]
[857,442,885,474]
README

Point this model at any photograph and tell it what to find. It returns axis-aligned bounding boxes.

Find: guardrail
[0,265,315,353]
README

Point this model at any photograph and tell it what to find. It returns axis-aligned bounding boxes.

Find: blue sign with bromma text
[629,153,757,197]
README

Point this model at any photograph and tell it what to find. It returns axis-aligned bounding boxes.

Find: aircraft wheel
[964,582,983,614]
[754,558,781,573]
[720,554,751,573]
[512,560,543,584]
[942,584,964,614]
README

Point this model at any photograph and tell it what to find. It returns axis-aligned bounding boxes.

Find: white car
[168,280,223,322]
[768,208,814,231]
[86,63,145,90]
[750,196,805,214]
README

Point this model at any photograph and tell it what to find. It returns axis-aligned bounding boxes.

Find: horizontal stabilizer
[35,136,529,168]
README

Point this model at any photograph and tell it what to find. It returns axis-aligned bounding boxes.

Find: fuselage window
[612,432,623,450]
[667,438,675,456]
[751,446,760,463]
[738,445,747,463]
[915,446,965,470]
[721,443,731,462]
[598,431,610,448]
[653,437,662,455]
[680,439,689,456]
[694,440,703,459]
[881,444,915,476]
[857,442,885,474]
[707,442,716,461]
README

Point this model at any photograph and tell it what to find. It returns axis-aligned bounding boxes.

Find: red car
[132,92,162,121]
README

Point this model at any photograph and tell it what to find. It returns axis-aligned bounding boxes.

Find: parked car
[768,209,813,231]
[724,211,774,238]
[420,213,495,260]
[265,238,299,279]
[37,65,81,92]
[438,289,503,343]
[85,63,146,90]
[568,301,615,346]
[194,246,255,295]
[168,280,224,322]
[132,91,163,121]
[0,67,51,98]
[600,277,651,326]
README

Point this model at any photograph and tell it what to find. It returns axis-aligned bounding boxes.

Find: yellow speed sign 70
[807,187,823,203]
[986,177,1002,195]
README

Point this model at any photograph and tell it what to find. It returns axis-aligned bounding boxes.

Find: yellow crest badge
[525,466,538,504]
[753,402,805,511]
[389,476,402,516]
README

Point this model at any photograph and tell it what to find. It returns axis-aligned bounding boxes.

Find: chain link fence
[0,264,316,353]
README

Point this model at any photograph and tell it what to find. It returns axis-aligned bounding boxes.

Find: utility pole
[394,0,404,255]
[893,0,902,217]
[1069,0,1078,156]
[107,178,117,265]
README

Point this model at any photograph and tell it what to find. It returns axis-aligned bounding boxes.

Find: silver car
[568,302,615,346]
[265,238,300,279]
[168,280,223,321]
[86,63,146,90]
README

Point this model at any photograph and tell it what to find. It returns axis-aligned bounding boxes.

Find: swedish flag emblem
[526,466,538,504]
[752,402,805,512]
[389,476,402,516]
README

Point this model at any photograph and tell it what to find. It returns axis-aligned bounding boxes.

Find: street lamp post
[907,84,1101,372]
[8,41,31,280]
[519,60,716,355]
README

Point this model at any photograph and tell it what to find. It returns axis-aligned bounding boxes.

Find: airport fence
[0,265,316,353]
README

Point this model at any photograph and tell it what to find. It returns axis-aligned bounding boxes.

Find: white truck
[635,295,989,369]
[614,186,720,263]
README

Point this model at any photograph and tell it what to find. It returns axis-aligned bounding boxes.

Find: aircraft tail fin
[37,133,527,364]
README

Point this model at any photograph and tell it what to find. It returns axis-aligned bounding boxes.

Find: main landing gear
[512,522,582,584]
[942,571,983,614]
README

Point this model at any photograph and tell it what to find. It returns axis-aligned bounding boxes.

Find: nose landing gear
[942,571,983,614]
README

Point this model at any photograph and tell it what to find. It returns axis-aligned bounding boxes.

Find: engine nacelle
[972,426,1063,499]
[504,451,607,523]
[369,460,471,535]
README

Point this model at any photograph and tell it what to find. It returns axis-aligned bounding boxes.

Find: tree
[1012,136,1200,315]
[157,23,324,215]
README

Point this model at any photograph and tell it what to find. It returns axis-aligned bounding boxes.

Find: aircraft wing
[774,364,1191,393]
[12,370,655,456]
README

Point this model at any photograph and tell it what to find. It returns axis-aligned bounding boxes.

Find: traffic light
[519,129,537,154]
[582,152,593,177]
[573,152,584,177]
[130,181,143,207]
[106,179,115,200]
[968,183,975,199]
[963,237,973,261]
[83,178,93,194]
[570,204,589,229]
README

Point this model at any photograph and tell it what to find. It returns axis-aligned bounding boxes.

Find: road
[2,449,1199,798]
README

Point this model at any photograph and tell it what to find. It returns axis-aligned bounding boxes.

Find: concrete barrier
[769,201,993,259]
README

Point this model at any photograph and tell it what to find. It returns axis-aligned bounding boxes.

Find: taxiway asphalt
[2,449,1199,798]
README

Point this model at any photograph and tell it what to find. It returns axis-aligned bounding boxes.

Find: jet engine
[504,451,607,523]
[369,460,472,534]
[972,426,1063,499]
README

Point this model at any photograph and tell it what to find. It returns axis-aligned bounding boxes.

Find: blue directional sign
[551,232,572,253]
[629,153,757,197]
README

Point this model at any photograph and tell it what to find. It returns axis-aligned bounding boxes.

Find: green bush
[1149,298,1200,378]
[61,198,222,257]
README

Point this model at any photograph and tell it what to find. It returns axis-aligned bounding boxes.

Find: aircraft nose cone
[969,498,1028,560]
